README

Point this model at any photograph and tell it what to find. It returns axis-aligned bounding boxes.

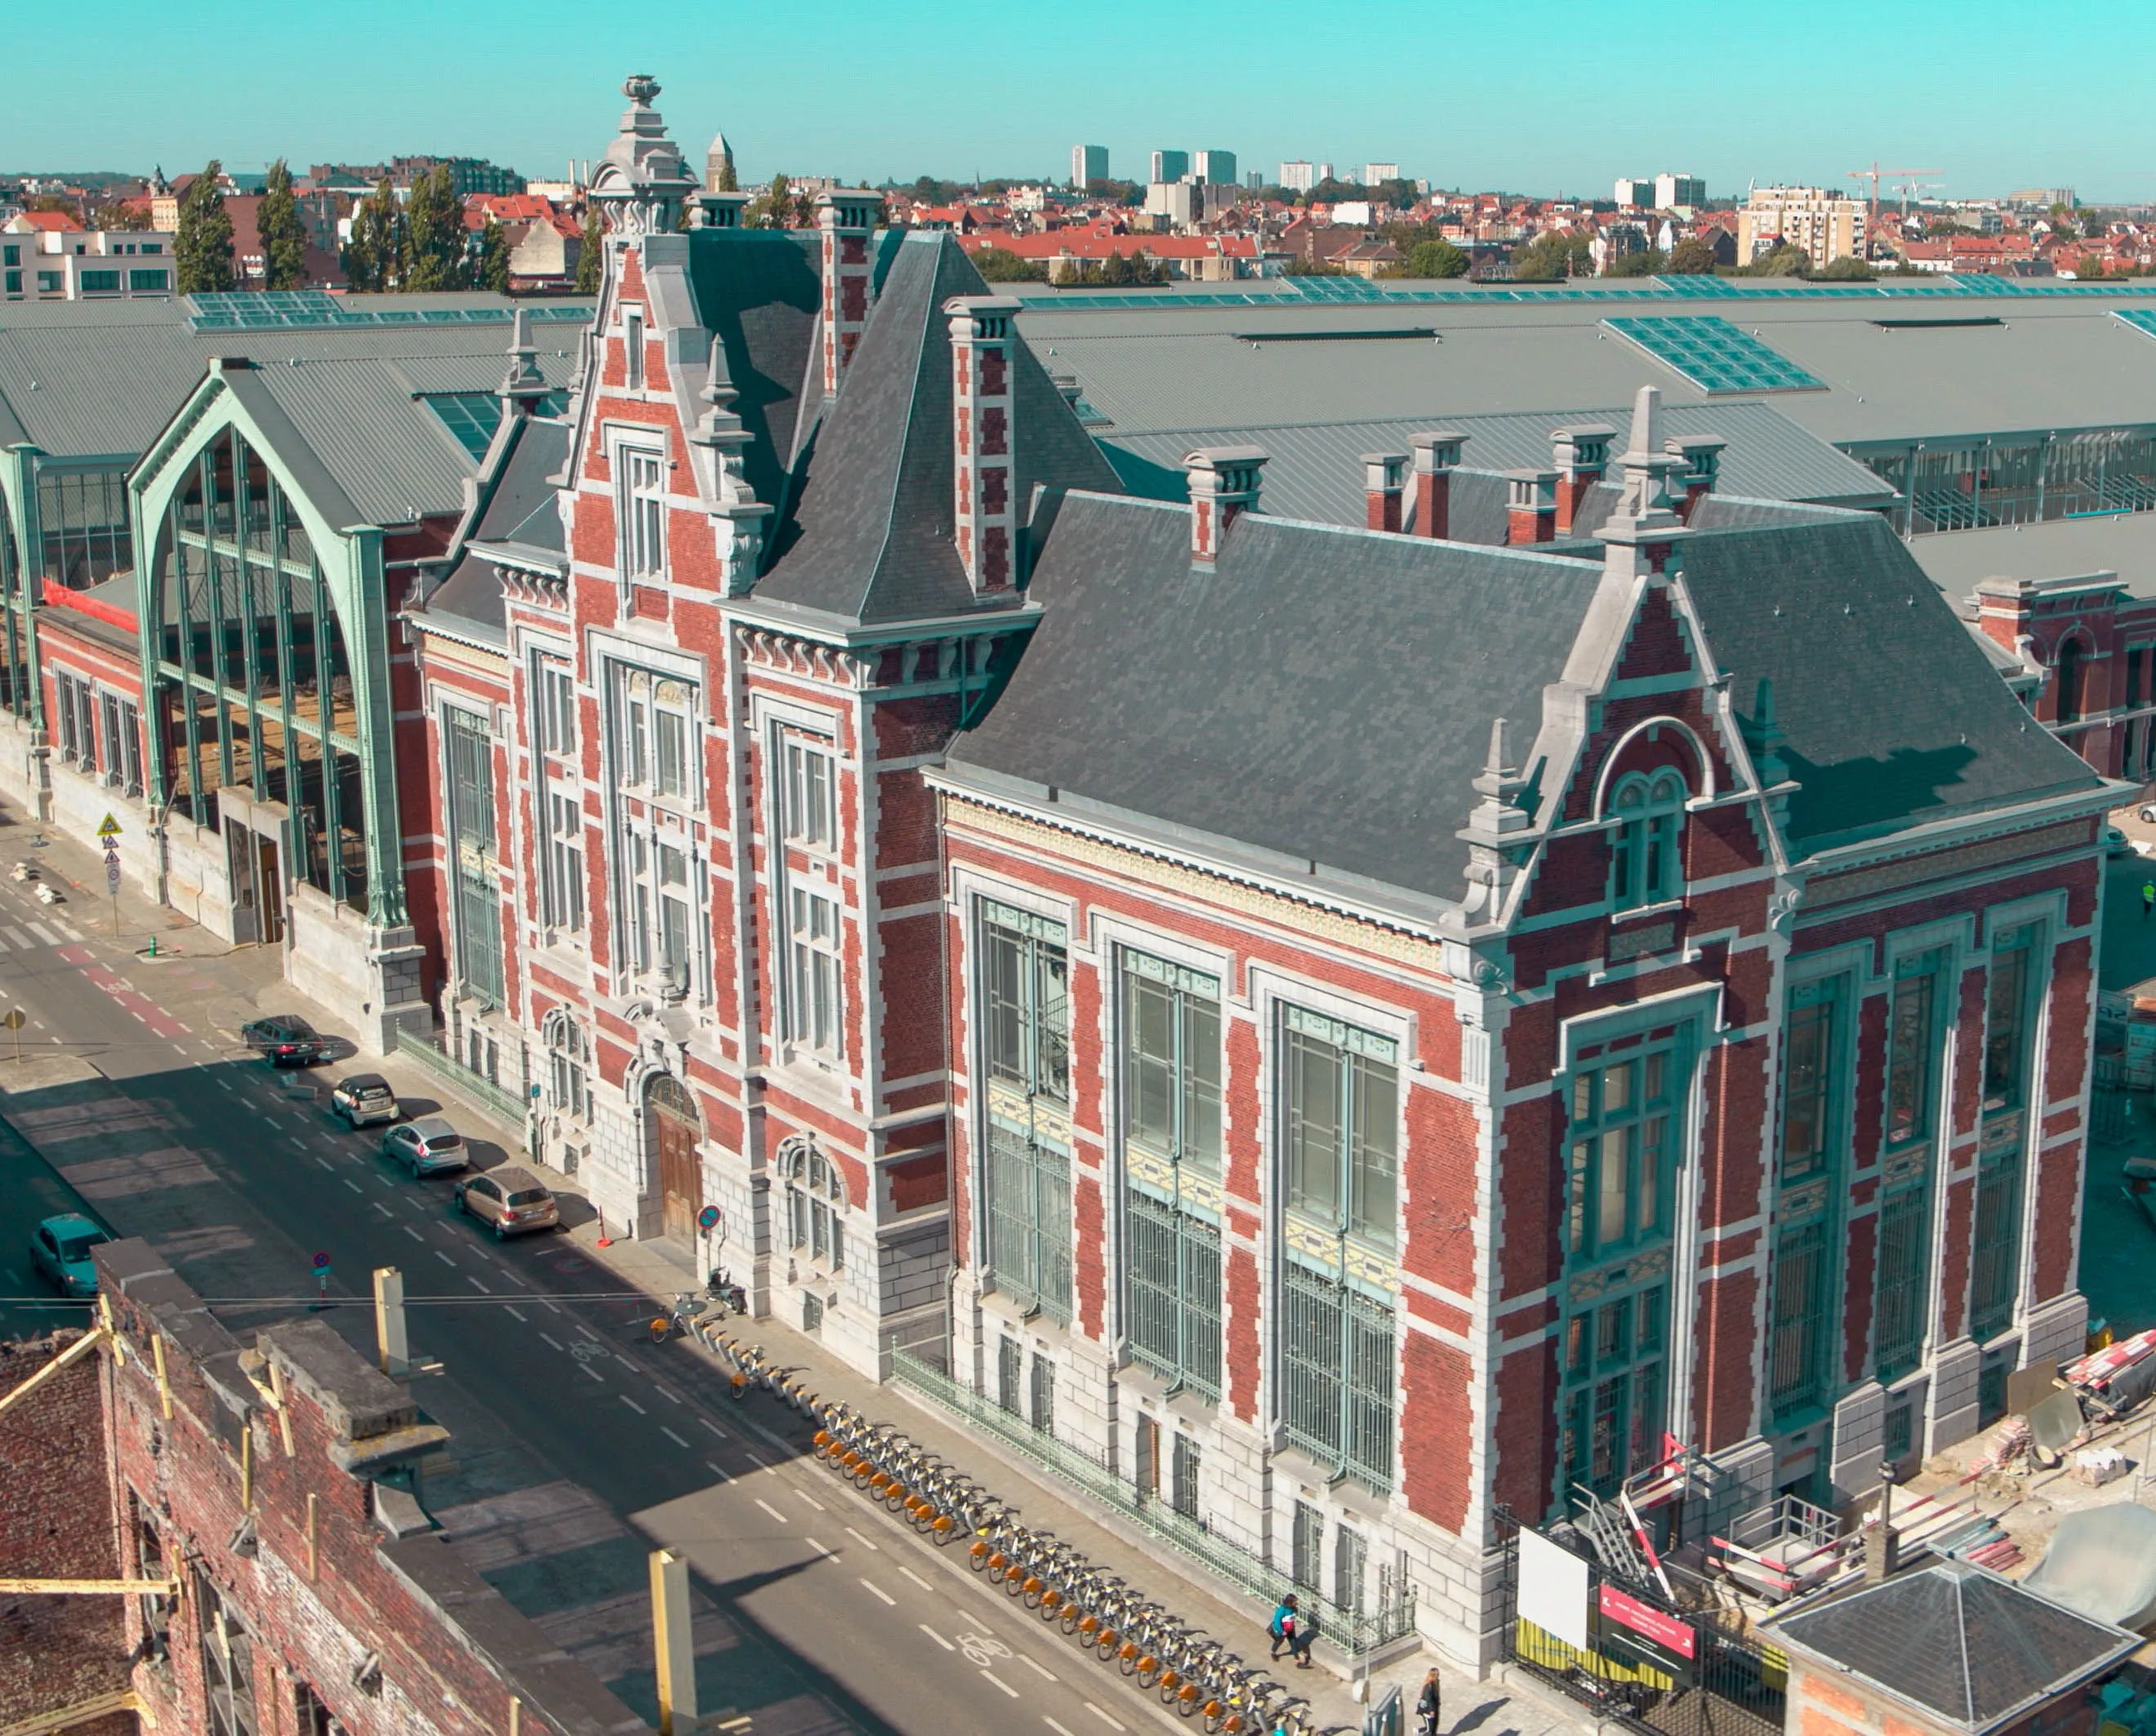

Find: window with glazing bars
[997,1337,1022,1413]
[980,901,1072,1319]
[196,1574,259,1736]
[1282,1261,1395,1491]
[1334,1525,1368,1619]
[1780,986,1839,1182]
[788,887,841,1056]
[545,791,584,933]
[1969,1155,2023,1342]
[1029,1352,1055,1433]
[444,707,503,1005]
[1566,1041,1677,1257]
[782,736,836,846]
[1982,933,2037,1112]
[1608,771,1686,911]
[536,659,575,757]
[1873,1191,1929,1380]
[1767,1220,1831,1416]
[1283,1008,1397,1246]
[786,1146,845,1270]
[1291,1501,1324,1592]
[1875,955,1943,1380]
[1557,1284,1668,1502]
[621,444,665,577]
[1170,1433,1200,1520]
[1971,932,2038,1341]
[1885,959,1941,1147]
[1121,951,1223,1395]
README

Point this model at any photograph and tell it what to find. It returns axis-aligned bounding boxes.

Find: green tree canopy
[572,207,603,294]
[343,177,401,292]
[87,198,152,232]
[1743,243,1811,277]
[257,159,309,291]
[1511,230,1592,281]
[476,216,511,292]
[401,162,466,292]
[1601,247,1666,278]
[970,246,1046,283]
[175,160,235,295]
[1813,253,1875,280]
[1664,235,1720,274]
[1282,251,1345,276]
[1381,238,1468,279]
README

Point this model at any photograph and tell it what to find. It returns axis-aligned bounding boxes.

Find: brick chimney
[947,294,1022,594]
[1506,470,1557,545]
[1410,430,1468,538]
[1186,446,1267,569]
[818,189,882,398]
[1549,422,1617,533]
[1362,452,1408,532]
[1666,432,1729,522]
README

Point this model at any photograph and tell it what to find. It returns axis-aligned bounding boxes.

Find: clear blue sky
[7,0,2154,202]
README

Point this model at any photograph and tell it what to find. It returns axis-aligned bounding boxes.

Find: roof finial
[499,306,548,403]
[1624,383,1662,463]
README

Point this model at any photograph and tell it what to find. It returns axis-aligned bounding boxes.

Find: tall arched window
[783,1139,845,1271]
[544,1008,590,1119]
[2055,636,2085,723]
[1608,770,1687,911]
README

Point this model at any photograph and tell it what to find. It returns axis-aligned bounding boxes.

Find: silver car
[380,1115,469,1177]
[452,1167,560,1239]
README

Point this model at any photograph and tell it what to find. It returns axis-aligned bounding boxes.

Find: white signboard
[1517,1525,1592,1651]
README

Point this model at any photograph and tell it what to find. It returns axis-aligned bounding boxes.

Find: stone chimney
[1363,452,1408,532]
[694,190,748,229]
[1666,432,1729,522]
[1598,385,1690,576]
[1549,423,1617,534]
[947,295,1022,595]
[1505,470,1557,545]
[1410,430,1468,538]
[817,189,883,398]
[1185,446,1267,569]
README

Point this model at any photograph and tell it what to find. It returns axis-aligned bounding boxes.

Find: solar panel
[184,291,594,334]
[1602,314,1825,394]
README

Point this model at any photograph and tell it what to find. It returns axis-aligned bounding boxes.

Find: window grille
[1883,1399,1915,1464]
[1029,1352,1056,1435]
[1170,1434,1201,1520]
[1125,1191,1222,1397]
[996,1338,1022,1413]
[1281,1260,1395,1491]
[1608,770,1686,910]
[979,901,1071,1319]
[444,706,503,1006]
[1873,1189,1929,1381]
[1291,1500,1324,1592]
[1557,1284,1668,1501]
[1969,1157,2023,1342]
[1767,1221,1830,1416]
[1334,1525,1368,1619]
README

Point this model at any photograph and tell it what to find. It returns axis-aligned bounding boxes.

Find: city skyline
[7,0,2156,201]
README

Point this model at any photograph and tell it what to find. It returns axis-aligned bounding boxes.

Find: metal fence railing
[892,1349,1416,1658]
[394,1027,528,1131]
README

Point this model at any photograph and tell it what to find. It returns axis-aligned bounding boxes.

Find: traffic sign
[0,1009,23,1030]
[95,813,122,839]
[106,865,121,892]
[311,1251,332,1270]
[697,1204,722,1233]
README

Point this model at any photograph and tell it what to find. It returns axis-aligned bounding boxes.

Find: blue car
[29,1213,112,1299]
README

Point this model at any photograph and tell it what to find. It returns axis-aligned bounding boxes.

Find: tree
[1665,235,1719,274]
[714,155,738,194]
[1814,253,1874,280]
[401,162,466,292]
[971,246,1047,283]
[572,207,604,294]
[1744,243,1810,277]
[751,171,795,228]
[1602,247,1666,278]
[344,177,401,292]
[1382,238,1468,279]
[87,198,152,231]
[1512,230,1592,281]
[476,216,511,292]
[175,161,235,295]
[257,159,309,291]
[1282,252,1345,276]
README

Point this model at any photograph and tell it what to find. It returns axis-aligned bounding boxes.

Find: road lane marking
[698,1418,729,1440]
[754,1498,789,1525]
[313,1157,333,1171]
[1046,1721,1077,1736]
[1085,1707,1125,1731]
[579,1364,604,1383]
[859,1578,895,1606]
[806,1536,835,1559]
[1018,1654,1057,1682]
[662,1426,691,1449]
[794,1489,825,1511]
[26,922,56,945]
[706,1459,728,1480]
[542,1299,564,1315]
[503,1305,526,1322]
[466,1276,490,1293]
[403,1226,425,1243]
[541,1334,565,1351]
[434,1251,457,1266]
[844,1525,879,1551]
[653,1383,683,1404]
[3,928,28,947]
[749,1420,793,1452]
[343,1179,363,1193]
[742,1448,773,1471]
[900,1565,935,1593]
[981,1671,1018,1699]
[620,1395,646,1415]
[920,1625,955,1651]
[372,1203,392,1218]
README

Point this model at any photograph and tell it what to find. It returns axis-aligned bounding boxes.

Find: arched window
[1608,770,1687,911]
[783,1139,845,1271]
[544,1008,590,1119]
[2055,636,2085,723]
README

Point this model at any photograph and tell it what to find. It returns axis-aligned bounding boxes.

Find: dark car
[330,1072,399,1128]
[29,1213,111,1298]
[242,1014,327,1066]
[452,1167,560,1239]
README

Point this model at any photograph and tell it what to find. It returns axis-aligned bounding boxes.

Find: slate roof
[683,228,822,514]
[423,416,572,642]
[1681,503,2105,852]
[1100,401,1891,527]
[754,233,1121,626]
[1772,1560,2137,1736]
[947,494,1602,904]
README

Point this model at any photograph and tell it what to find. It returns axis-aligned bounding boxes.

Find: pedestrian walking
[1268,1594,1298,1662]
[1417,1667,1443,1736]
[2142,879,2154,920]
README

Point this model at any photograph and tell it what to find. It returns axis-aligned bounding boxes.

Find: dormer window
[1608,771,1686,911]
[624,309,645,390]
[619,442,666,580]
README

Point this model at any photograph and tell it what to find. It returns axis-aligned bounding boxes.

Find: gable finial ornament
[588,73,697,238]
[1459,715,1535,919]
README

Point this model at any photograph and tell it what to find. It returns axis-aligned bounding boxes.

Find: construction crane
[1848,162,1942,235]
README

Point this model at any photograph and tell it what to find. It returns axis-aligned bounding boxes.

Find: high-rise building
[1615,176,1656,208]
[1739,185,1866,269]
[1151,149,1190,185]
[1655,172,1706,209]
[1192,149,1236,187]
[1278,160,1315,194]
[1364,162,1400,187]
[1071,144,1108,189]
[1316,162,1336,185]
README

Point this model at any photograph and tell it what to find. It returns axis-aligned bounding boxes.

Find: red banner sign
[1598,1586,1696,1661]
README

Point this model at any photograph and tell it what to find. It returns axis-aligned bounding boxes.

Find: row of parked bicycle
[686,1320,1318,1735]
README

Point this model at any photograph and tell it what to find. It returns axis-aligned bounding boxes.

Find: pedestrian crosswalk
[0,919,82,950]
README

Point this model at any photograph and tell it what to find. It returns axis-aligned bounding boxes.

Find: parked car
[330,1073,399,1128]
[2107,825,2138,858]
[379,1115,469,1177]
[29,1213,111,1298]
[241,1013,327,1066]
[452,1167,560,1239]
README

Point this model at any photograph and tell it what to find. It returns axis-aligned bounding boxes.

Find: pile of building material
[1924,1513,2024,1572]
[2065,1328,2156,1422]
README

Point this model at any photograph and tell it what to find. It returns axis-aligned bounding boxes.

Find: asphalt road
[0,864,1192,1736]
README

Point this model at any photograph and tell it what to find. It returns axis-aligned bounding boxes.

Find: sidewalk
[2,794,1592,1736]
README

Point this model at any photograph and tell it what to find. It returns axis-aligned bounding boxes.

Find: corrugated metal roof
[1102,401,1889,526]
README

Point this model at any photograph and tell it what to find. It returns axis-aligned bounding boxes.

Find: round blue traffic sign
[697,1205,722,1232]
[311,1251,332,1270]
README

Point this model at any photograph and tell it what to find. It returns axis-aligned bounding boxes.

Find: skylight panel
[1601,314,1824,394]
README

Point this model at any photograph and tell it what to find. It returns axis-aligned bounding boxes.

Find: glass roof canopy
[1601,314,1826,394]
[423,390,572,458]
[186,290,595,333]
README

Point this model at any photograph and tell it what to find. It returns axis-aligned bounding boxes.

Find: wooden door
[648,1075,702,1242]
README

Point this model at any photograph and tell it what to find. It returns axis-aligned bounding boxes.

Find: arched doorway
[645,1074,702,1243]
